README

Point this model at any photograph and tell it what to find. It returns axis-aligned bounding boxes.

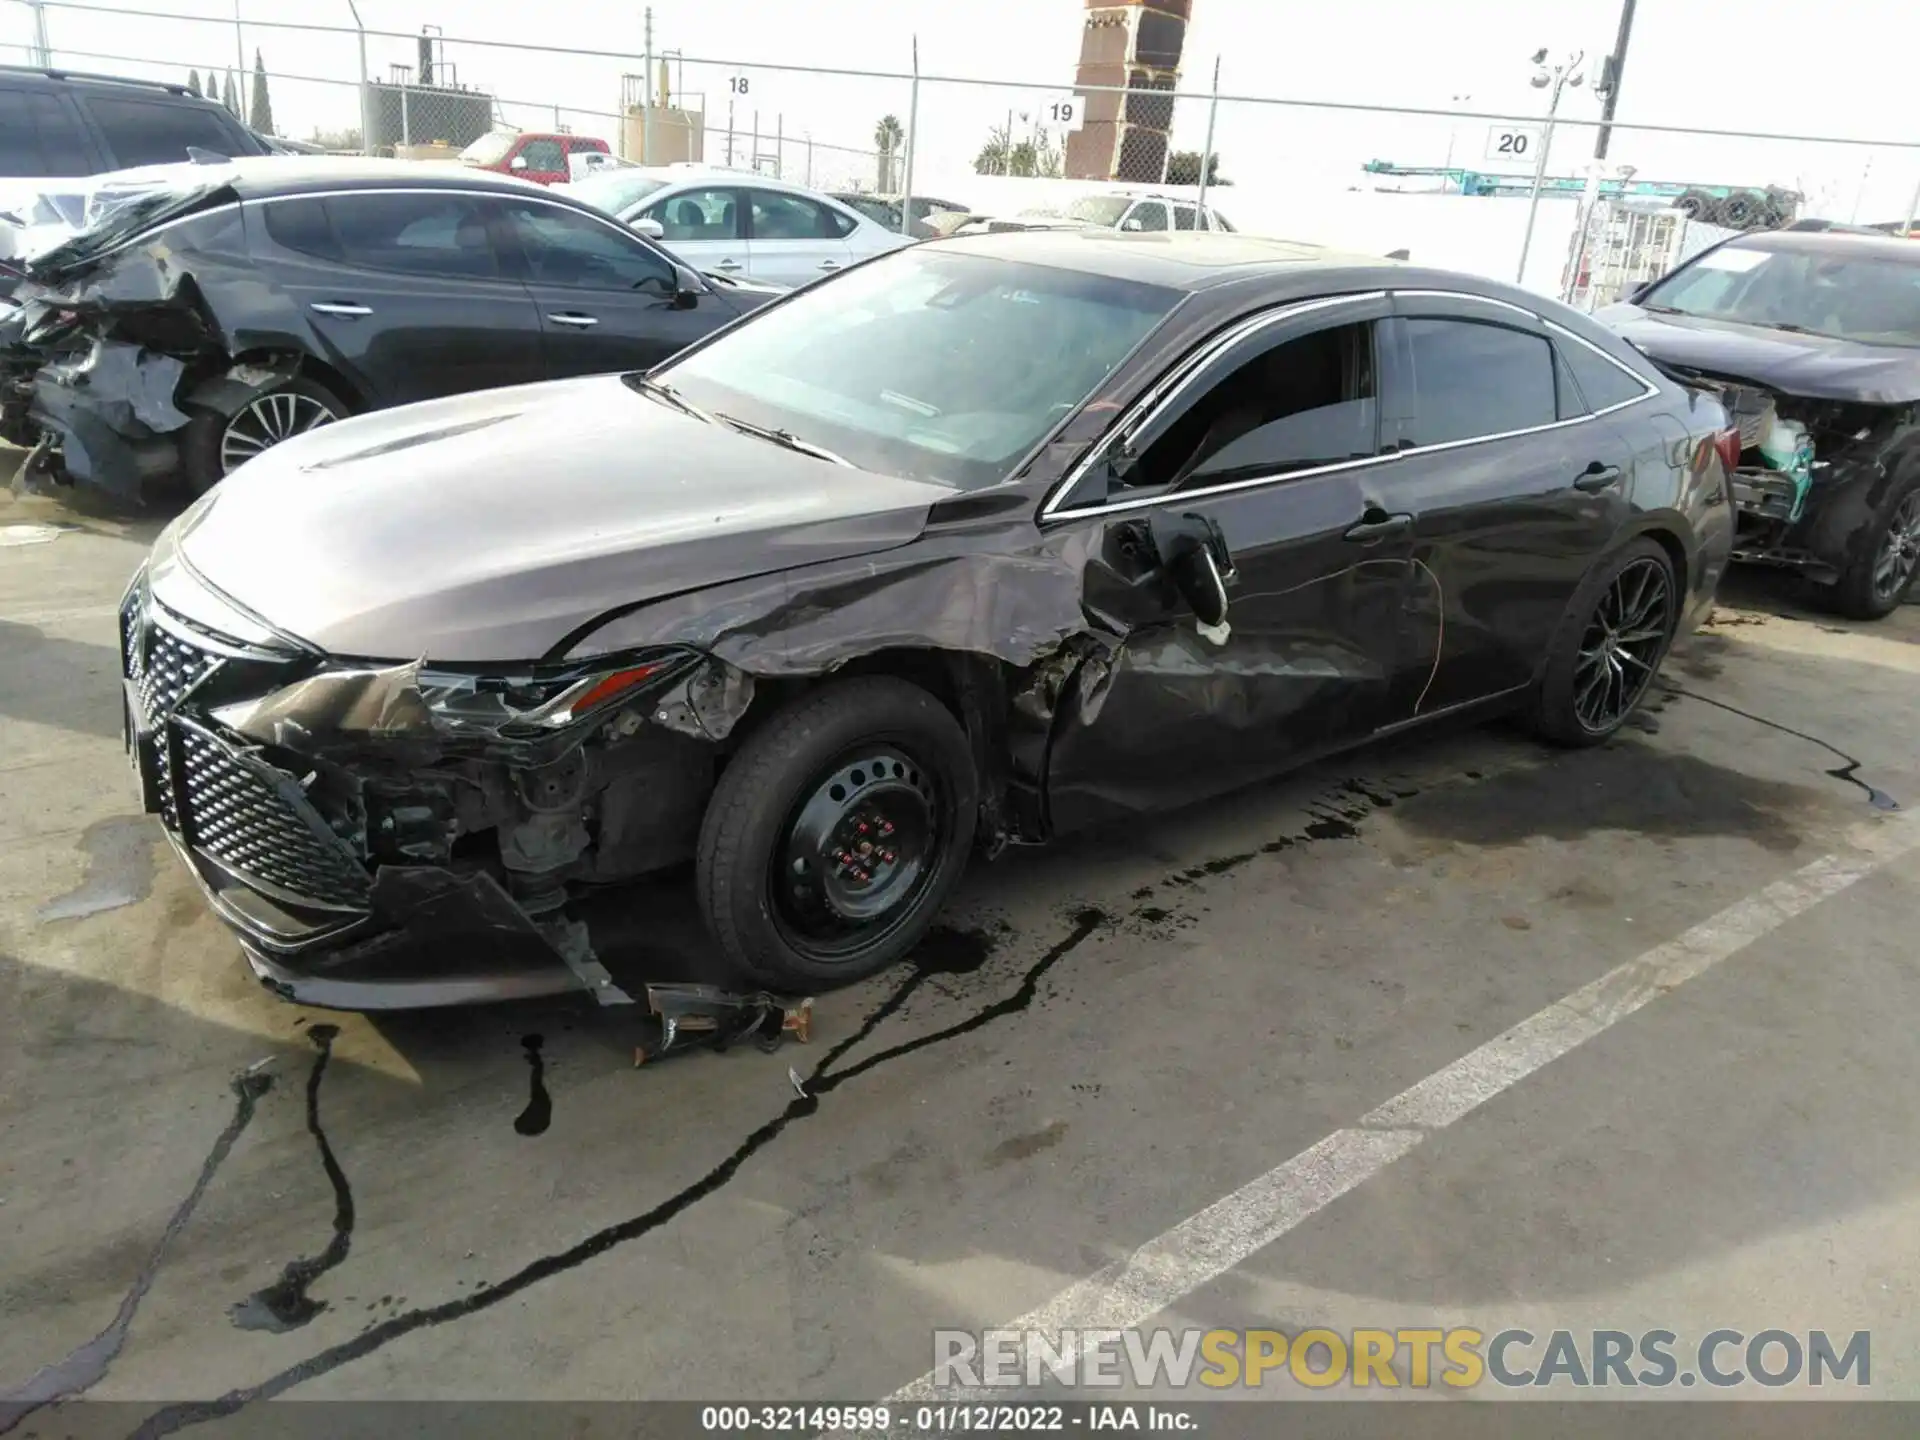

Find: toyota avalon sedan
[120,231,1735,1008]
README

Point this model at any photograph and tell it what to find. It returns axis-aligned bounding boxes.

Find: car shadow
[0,621,126,739]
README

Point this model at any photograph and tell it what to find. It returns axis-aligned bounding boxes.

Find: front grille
[175,720,371,910]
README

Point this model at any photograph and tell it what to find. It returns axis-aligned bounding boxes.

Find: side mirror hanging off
[1147,510,1236,645]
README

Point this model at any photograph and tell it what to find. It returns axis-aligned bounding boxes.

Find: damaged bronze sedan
[1600,229,1920,618]
[122,231,1735,1007]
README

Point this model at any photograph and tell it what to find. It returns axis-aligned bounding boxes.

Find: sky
[4,0,1918,219]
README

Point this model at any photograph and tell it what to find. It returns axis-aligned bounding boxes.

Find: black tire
[180,376,351,497]
[1527,538,1680,747]
[1827,472,1920,621]
[695,677,979,991]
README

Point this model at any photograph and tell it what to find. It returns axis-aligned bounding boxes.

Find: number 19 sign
[1039,91,1088,133]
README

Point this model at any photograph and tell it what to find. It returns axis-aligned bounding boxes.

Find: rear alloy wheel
[1528,538,1679,747]
[1829,480,1920,621]
[696,677,978,990]
[180,376,350,496]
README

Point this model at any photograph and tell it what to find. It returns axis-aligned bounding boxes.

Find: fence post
[776,113,784,179]
[232,0,244,88]
[1902,168,1920,238]
[805,133,813,188]
[899,36,918,235]
[1195,56,1220,213]
[642,6,653,165]
[399,70,410,149]
[27,0,51,65]
[343,0,372,155]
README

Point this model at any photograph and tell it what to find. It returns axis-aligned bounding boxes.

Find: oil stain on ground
[986,1120,1068,1168]
[1392,744,1814,854]
[229,1026,355,1333]
[513,1035,552,1137]
[36,816,159,923]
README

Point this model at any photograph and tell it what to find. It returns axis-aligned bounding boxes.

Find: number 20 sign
[1485,125,1543,162]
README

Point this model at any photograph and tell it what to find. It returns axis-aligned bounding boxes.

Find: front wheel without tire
[180,376,349,496]
[695,677,979,991]
[1527,538,1679,747]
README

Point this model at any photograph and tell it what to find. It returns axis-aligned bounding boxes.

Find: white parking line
[885,808,1920,1404]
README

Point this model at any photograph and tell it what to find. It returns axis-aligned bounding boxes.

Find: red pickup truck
[458,130,611,187]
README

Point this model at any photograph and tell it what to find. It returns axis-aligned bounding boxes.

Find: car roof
[0,64,204,99]
[920,229,1402,290]
[1722,228,1920,265]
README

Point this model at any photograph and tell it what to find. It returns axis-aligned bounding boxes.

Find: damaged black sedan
[1,158,778,499]
[122,232,1735,1007]
[1599,229,1920,618]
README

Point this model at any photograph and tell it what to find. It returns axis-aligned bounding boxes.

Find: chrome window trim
[1039,291,1389,520]
[1042,287,1658,524]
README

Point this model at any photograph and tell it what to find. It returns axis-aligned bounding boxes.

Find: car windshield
[459,132,518,166]
[655,248,1180,490]
[1639,242,1920,348]
[1066,195,1131,226]
[564,172,671,216]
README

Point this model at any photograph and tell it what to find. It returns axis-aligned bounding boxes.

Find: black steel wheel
[770,745,943,959]
[696,677,979,990]
[1528,538,1680,747]
[1830,479,1920,621]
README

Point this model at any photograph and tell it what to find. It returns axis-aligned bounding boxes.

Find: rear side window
[823,204,857,238]
[0,90,92,176]
[518,139,565,172]
[82,96,245,169]
[1559,335,1650,412]
[1173,205,1198,231]
[260,197,341,261]
[748,190,840,240]
[1128,202,1168,232]
[1405,317,1557,447]
[326,193,501,279]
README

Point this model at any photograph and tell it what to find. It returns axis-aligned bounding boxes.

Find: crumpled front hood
[1598,304,1920,404]
[172,375,950,662]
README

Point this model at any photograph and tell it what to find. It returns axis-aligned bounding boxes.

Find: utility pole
[1195,56,1221,214]
[1567,0,1637,303]
[1517,50,1585,287]
[232,0,245,87]
[641,6,653,166]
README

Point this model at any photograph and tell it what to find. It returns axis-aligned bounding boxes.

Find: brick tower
[1064,0,1192,182]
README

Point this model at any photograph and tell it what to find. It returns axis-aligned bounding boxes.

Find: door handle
[309,301,372,318]
[1574,462,1623,493]
[819,260,842,272]
[714,259,744,271]
[1343,510,1412,544]
[548,313,599,328]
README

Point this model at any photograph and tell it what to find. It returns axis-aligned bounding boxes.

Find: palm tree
[874,113,904,193]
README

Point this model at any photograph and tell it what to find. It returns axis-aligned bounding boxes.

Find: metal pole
[399,70,410,149]
[899,36,919,236]
[1850,154,1872,224]
[751,110,759,171]
[641,6,653,165]
[1902,171,1920,237]
[1515,75,1562,285]
[805,133,813,188]
[1195,56,1220,213]
[776,113,783,179]
[345,0,372,155]
[1592,0,1638,164]
[726,97,734,168]
[232,0,244,87]
[1004,108,1013,176]
[27,0,50,66]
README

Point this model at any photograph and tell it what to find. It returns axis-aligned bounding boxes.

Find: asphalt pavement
[3,470,1918,1432]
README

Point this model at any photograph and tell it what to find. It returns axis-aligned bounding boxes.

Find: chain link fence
[11,1,1919,292]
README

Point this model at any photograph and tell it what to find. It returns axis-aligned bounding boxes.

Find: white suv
[557,166,912,287]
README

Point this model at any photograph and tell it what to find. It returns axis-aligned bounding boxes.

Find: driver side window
[502,201,676,290]
[1123,320,1381,492]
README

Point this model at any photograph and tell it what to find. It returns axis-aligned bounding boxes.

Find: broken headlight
[415,649,701,735]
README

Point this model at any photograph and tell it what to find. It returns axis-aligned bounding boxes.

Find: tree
[222,70,238,115]
[249,49,274,134]
[1165,150,1230,187]
[972,121,1063,178]
[874,113,904,193]
[187,69,202,97]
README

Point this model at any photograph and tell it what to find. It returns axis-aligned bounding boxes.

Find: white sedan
[556,166,913,288]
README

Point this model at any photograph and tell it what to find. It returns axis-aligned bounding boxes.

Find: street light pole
[1516,50,1584,287]
[26,0,51,66]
